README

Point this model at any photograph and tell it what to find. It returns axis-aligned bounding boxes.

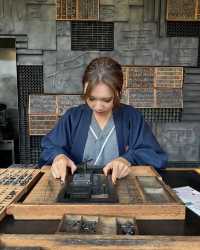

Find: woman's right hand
[51,154,77,183]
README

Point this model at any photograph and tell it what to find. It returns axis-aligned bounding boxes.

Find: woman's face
[86,83,114,116]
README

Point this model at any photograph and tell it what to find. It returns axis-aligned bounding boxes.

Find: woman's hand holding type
[51,154,77,183]
[103,157,131,184]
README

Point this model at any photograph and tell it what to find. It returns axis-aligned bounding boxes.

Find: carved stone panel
[0,0,56,50]
[114,0,129,21]
[128,0,143,5]
[100,5,114,21]
[115,23,198,66]
[155,123,200,161]
[144,0,155,22]
[115,23,156,55]
[44,51,102,94]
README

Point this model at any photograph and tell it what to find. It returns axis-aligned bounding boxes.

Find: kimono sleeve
[38,112,73,166]
[121,112,168,169]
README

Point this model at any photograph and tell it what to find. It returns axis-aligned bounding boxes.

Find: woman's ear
[83,82,88,94]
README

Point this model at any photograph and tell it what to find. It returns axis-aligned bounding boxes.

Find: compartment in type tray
[57,214,139,235]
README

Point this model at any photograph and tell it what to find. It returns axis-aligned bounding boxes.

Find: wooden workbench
[1,165,200,249]
[5,166,185,220]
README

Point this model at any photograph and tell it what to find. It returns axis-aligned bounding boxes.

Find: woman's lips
[95,110,104,113]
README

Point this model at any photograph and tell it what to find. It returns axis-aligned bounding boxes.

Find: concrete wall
[0,0,200,163]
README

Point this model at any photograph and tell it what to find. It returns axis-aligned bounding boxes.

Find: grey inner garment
[83,114,119,167]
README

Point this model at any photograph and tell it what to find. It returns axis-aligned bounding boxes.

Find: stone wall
[0,0,200,164]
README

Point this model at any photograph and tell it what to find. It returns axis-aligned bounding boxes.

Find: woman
[39,57,167,183]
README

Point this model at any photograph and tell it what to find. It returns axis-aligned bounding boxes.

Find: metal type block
[71,21,114,51]
[57,167,118,203]
[167,21,200,36]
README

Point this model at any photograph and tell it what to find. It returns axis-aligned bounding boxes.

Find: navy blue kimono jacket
[39,104,167,169]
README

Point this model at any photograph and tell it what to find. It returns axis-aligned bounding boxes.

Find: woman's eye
[88,97,113,102]
[103,98,113,103]
[88,97,95,101]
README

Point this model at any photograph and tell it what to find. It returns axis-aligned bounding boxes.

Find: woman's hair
[82,57,123,108]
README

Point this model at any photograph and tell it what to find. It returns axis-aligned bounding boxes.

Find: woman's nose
[94,100,103,109]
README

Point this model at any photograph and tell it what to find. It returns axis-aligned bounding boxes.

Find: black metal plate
[57,167,118,203]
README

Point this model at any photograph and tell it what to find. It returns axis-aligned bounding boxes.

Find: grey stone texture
[154,123,200,162]
[115,23,198,66]
[44,50,102,94]
[0,0,56,50]
[0,48,18,109]
[0,0,200,162]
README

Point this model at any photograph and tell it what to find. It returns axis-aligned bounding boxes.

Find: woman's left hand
[103,157,131,184]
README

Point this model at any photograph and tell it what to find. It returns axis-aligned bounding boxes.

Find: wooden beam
[1,234,200,249]
[7,203,185,220]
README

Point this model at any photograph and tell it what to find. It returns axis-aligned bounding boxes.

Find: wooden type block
[0,168,40,187]
[155,67,183,88]
[167,0,198,21]
[56,0,61,19]
[0,168,41,221]
[0,186,21,206]
[66,0,76,19]
[57,95,83,115]
[57,0,99,20]
[28,94,85,135]
[156,89,183,108]
[78,0,99,20]
[29,115,57,135]
[128,88,155,108]
[124,66,183,89]
[126,67,155,88]
[29,95,57,115]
